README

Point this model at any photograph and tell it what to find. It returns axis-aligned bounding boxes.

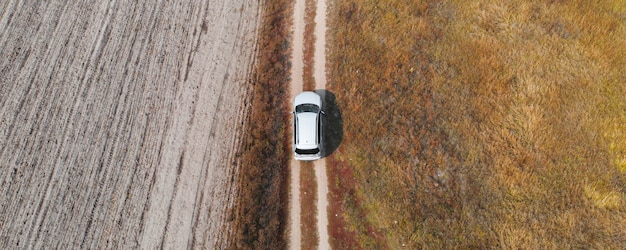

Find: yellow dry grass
[327,0,626,248]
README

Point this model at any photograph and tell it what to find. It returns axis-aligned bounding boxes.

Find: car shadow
[314,89,343,158]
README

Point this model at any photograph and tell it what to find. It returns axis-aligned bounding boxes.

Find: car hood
[294,92,321,109]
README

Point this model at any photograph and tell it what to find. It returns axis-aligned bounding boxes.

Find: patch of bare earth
[0,1,260,248]
[289,0,305,247]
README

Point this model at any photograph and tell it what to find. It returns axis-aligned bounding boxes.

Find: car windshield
[296,104,319,113]
[295,148,319,155]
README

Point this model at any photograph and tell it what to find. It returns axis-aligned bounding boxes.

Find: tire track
[312,0,330,247]
[289,0,306,247]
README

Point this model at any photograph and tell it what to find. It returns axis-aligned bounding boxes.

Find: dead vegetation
[300,161,319,249]
[229,0,291,248]
[327,0,626,248]
[303,0,317,91]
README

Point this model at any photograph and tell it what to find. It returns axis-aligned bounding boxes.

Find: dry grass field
[327,0,626,248]
[0,0,262,248]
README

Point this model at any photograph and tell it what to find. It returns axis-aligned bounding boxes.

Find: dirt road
[312,0,330,247]
[288,0,305,247]
[289,0,329,248]
[0,1,260,248]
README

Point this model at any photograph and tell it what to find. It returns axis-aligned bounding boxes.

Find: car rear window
[295,148,319,155]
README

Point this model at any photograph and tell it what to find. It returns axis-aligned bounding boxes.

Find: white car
[293,92,323,161]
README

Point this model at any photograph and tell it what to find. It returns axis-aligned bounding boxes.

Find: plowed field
[0,1,260,248]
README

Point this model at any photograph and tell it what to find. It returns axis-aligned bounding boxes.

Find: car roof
[294,91,321,108]
[296,112,318,149]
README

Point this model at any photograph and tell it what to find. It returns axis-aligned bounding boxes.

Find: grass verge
[328,0,626,248]
[229,0,291,248]
[300,161,318,249]
[303,0,317,91]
